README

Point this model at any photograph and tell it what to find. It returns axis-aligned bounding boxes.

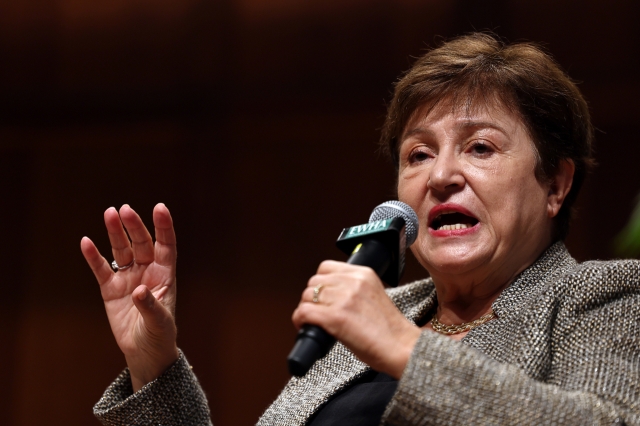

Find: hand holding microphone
[288,201,420,377]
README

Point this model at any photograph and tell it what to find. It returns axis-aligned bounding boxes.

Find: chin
[416,242,490,276]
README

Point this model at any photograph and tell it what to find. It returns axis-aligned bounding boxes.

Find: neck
[428,239,553,324]
[429,262,523,324]
[433,287,503,325]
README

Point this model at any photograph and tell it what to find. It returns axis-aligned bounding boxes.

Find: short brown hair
[380,33,595,240]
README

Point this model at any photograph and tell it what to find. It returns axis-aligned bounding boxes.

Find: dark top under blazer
[94,243,640,425]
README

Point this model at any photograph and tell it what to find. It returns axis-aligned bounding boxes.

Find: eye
[468,140,494,157]
[409,148,431,163]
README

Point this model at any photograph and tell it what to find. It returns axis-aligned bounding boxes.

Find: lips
[428,204,479,232]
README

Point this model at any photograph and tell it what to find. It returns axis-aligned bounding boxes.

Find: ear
[547,159,575,218]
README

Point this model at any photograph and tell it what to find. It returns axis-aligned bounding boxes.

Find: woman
[83,33,640,425]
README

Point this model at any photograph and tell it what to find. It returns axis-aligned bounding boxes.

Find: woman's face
[398,102,557,288]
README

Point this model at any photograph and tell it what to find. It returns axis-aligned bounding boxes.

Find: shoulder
[558,258,640,303]
[548,259,640,383]
[550,258,640,337]
[513,242,639,306]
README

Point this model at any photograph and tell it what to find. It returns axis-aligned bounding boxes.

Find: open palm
[81,203,179,391]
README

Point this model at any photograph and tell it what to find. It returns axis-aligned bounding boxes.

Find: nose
[427,151,465,194]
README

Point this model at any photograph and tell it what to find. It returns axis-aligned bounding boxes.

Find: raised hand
[81,203,179,392]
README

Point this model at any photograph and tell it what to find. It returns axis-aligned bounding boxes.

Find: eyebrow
[402,120,510,141]
[457,120,509,136]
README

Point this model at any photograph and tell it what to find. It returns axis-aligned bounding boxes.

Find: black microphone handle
[287,239,392,377]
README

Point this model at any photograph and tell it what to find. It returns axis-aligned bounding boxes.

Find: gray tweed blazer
[94,243,640,425]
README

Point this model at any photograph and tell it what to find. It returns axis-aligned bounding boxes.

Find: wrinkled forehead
[401,93,527,141]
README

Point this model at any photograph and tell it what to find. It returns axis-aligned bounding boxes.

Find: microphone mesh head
[369,200,419,247]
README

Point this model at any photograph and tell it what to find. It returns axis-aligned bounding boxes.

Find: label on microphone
[339,219,393,240]
[336,216,406,287]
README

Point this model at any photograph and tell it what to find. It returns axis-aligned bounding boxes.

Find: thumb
[127,285,178,392]
[132,285,174,334]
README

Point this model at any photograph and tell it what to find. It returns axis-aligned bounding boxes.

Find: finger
[132,285,175,333]
[304,271,354,302]
[104,207,134,267]
[80,236,115,286]
[291,302,333,331]
[119,205,155,265]
[306,269,360,289]
[152,203,177,268]
[302,280,335,304]
[316,260,371,275]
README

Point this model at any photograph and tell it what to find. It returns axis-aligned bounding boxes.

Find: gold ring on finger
[312,285,324,303]
[111,259,135,272]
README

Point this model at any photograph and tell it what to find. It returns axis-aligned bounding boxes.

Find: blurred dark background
[0,0,638,424]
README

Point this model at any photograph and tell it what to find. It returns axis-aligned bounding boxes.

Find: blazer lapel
[258,278,436,425]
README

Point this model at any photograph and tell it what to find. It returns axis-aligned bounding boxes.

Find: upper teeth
[438,223,470,230]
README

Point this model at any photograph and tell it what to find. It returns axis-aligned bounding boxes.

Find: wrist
[386,326,421,380]
[126,346,180,392]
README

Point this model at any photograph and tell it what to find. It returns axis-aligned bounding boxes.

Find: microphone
[287,201,419,377]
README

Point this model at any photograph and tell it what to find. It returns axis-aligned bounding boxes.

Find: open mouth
[430,212,479,231]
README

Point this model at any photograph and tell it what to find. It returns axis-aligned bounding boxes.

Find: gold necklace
[430,310,496,335]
